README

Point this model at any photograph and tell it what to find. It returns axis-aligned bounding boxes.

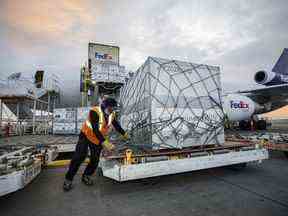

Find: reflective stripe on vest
[85,120,93,129]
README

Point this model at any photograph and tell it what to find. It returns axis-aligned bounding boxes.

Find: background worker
[63,97,128,191]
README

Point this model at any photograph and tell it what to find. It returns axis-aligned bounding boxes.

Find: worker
[63,97,128,191]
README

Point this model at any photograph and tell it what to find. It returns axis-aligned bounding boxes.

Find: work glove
[121,132,129,141]
[102,139,115,151]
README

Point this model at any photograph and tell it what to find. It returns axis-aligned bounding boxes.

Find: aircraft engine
[254,70,288,86]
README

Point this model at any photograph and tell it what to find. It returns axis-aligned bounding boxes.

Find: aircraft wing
[238,84,288,109]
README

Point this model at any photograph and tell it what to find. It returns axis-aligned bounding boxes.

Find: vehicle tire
[256,120,267,130]
[239,121,250,130]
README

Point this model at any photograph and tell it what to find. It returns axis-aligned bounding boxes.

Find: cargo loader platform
[100,142,269,182]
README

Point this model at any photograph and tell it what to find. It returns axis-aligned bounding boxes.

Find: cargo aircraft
[223,48,288,129]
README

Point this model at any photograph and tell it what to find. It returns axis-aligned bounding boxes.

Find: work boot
[81,175,94,186]
[63,179,73,192]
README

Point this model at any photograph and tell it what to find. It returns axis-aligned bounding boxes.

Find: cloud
[0,0,100,53]
[0,0,288,106]
[3,0,96,37]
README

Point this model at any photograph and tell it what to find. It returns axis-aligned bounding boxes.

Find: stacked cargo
[101,57,268,182]
[53,107,91,134]
[91,63,127,83]
[76,107,91,134]
[120,57,224,150]
[88,43,127,84]
[53,108,76,134]
[0,147,42,196]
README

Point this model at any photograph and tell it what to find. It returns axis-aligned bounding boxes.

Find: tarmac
[0,151,287,216]
[0,135,78,146]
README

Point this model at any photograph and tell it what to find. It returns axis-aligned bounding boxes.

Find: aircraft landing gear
[238,119,267,130]
[256,119,267,130]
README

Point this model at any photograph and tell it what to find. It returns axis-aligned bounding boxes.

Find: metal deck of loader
[100,141,268,181]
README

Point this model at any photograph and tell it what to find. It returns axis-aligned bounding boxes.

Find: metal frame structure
[0,75,60,136]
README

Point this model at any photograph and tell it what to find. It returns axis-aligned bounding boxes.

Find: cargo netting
[118,57,225,151]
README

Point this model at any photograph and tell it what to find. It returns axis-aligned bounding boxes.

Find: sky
[0,0,287,106]
[263,106,288,119]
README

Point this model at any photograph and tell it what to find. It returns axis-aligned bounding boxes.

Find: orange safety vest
[81,106,116,144]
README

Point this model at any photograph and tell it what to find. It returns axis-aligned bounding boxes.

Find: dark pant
[65,132,102,181]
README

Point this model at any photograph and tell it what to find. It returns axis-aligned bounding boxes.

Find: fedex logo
[95,52,113,60]
[230,100,249,109]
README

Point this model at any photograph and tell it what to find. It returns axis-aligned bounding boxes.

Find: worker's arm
[89,110,105,144]
[112,118,126,136]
